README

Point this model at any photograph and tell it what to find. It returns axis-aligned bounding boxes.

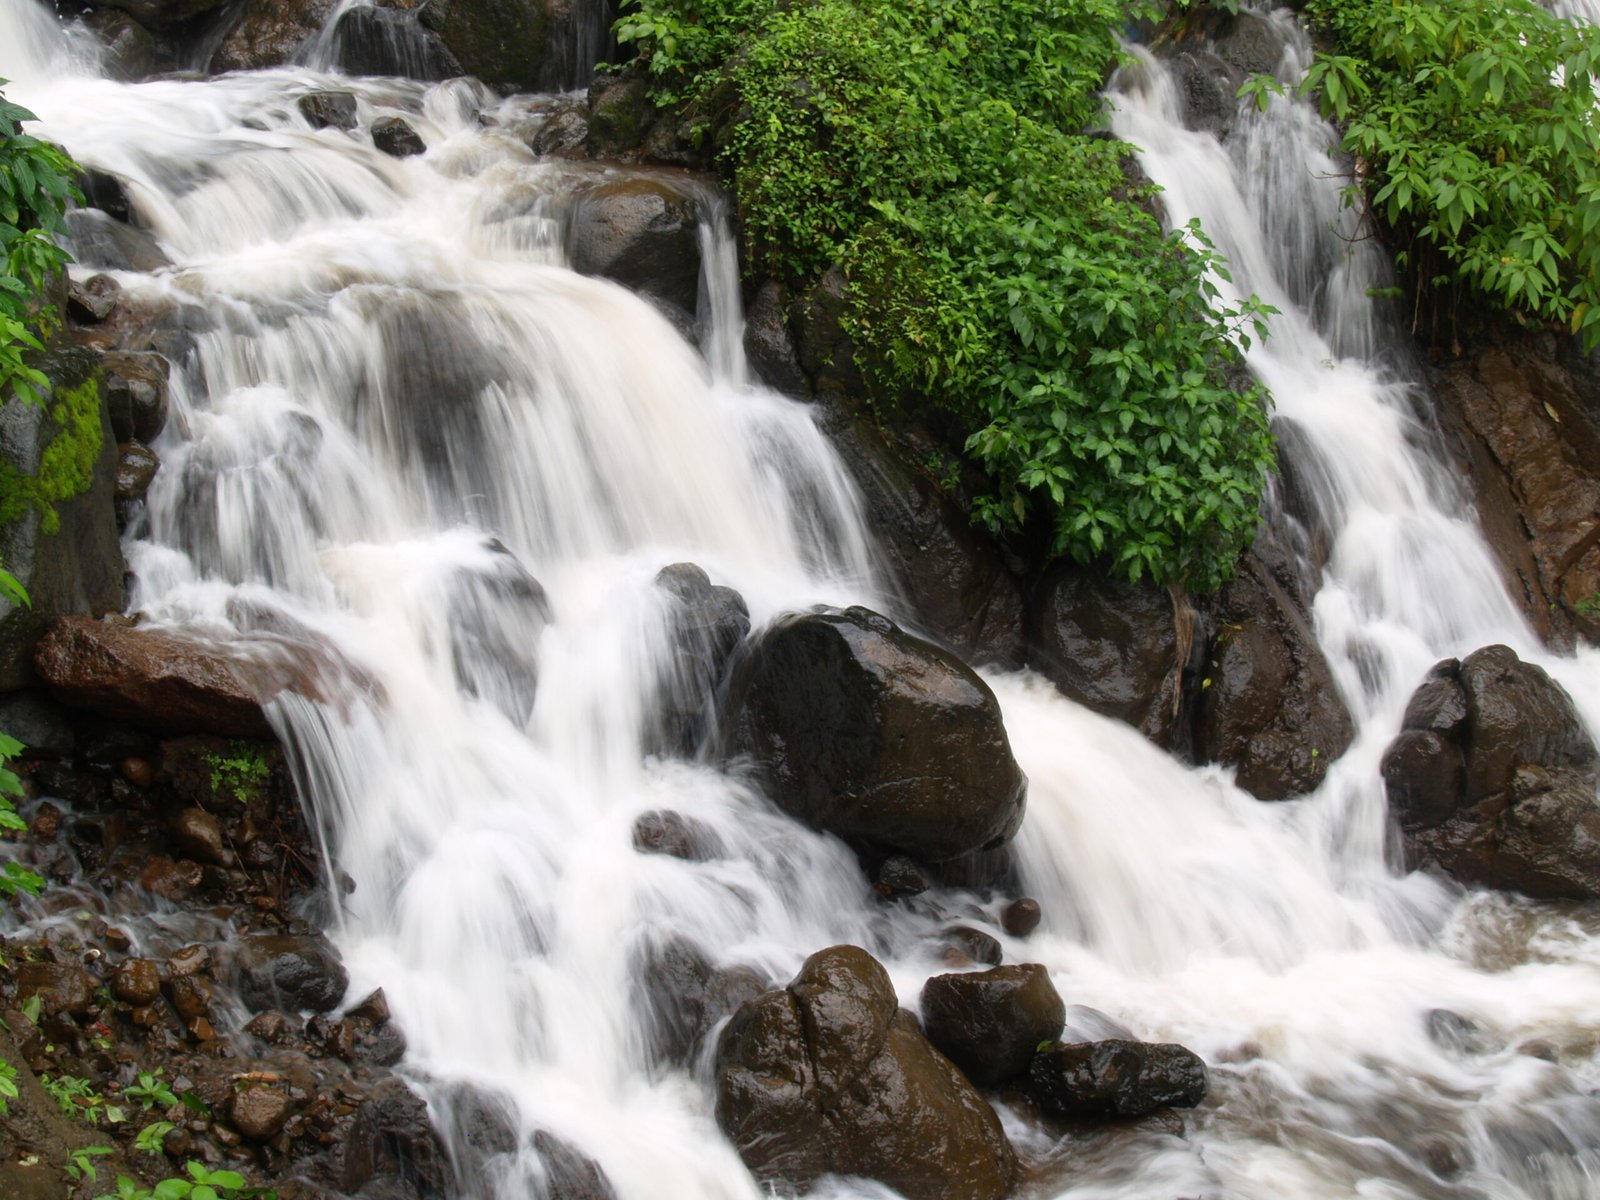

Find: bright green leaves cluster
[0,732,44,898]
[1,81,80,407]
[618,0,1274,591]
[1302,0,1600,346]
[0,376,106,535]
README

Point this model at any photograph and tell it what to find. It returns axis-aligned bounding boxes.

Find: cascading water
[3,0,1600,1197]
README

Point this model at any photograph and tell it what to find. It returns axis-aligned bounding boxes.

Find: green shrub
[618,0,1276,591]
[1300,0,1600,346]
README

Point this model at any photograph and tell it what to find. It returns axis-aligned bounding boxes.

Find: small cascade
[2,1,1600,1198]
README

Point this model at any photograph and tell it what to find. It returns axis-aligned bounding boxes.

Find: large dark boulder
[211,0,340,71]
[32,616,274,737]
[714,945,1016,1200]
[919,964,1066,1089]
[0,352,123,690]
[92,0,234,31]
[720,606,1026,864]
[230,933,350,1013]
[567,177,703,318]
[1027,563,1188,747]
[820,404,1025,668]
[1194,548,1355,799]
[419,0,551,92]
[1028,1039,1208,1119]
[1382,645,1600,899]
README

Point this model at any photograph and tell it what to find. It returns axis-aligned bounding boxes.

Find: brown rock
[168,943,211,978]
[15,961,94,1017]
[140,856,203,901]
[114,440,160,502]
[173,807,229,866]
[167,974,214,1022]
[1028,1039,1208,1118]
[1000,898,1042,938]
[33,616,274,737]
[920,964,1066,1088]
[567,176,703,316]
[232,1084,292,1141]
[113,958,162,1006]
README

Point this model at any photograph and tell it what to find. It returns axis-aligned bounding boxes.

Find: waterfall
[3,1,1600,1198]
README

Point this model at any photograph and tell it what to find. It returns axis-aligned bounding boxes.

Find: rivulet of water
[3,0,1600,1197]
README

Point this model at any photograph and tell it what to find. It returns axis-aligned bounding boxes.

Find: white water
[4,1,1600,1197]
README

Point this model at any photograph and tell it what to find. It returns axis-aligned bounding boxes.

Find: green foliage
[0,730,45,899]
[1302,0,1600,346]
[66,1145,114,1184]
[203,744,269,804]
[0,1056,19,1114]
[123,1070,178,1112]
[616,0,1275,589]
[43,1073,109,1124]
[0,375,105,536]
[94,1161,278,1200]
[0,80,79,407]
[133,1121,176,1155]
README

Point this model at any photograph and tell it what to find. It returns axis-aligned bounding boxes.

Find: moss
[0,373,104,536]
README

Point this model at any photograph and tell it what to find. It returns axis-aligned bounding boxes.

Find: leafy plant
[66,1144,114,1184]
[93,1161,278,1200]
[43,1072,109,1124]
[133,1121,176,1155]
[1300,0,1600,347]
[0,1056,18,1114]
[616,0,1276,590]
[123,1070,178,1112]
[203,745,269,805]
[0,731,44,898]
[0,79,80,407]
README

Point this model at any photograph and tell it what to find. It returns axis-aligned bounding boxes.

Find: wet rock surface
[419,0,551,92]
[650,562,749,754]
[567,176,704,318]
[1382,644,1600,899]
[1028,1039,1208,1119]
[720,605,1027,864]
[920,964,1066,1088]
[714,945,1017,1199]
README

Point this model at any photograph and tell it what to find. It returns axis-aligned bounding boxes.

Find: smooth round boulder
[714,945,1016,1200]
[231,933,349,1013]
[1028,1039,1208,1119]
[920,964,1066,1088]
[567,177,702,316]
[720,606,1026,863]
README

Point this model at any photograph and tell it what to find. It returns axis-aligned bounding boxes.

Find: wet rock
[585,70,655,157]
[0,692,76,757]
[14,961,95,1018]
[639,936,765,1068]
[115,440,160,503]
[1028,1039,1208,1119]
[921,965,1066,1089]
[1381,645,1600,899]
[926,844,1015,891]
[140,855,203,901]
[532,1129,618,1200]
[113,957,163,1006]
[68,273,122,324]
[172,806,229,865]
[419,0,551,92]
[298,91,359,132]
[101,352,170,444]
[1194,548,1355,799]
[167,973,215,1022]
[82,9,181,82]
[168,943,211,978]
[442,541,550,724]
[820,404,1026,667]
[792,265,863,397]
[1028,563,1188,747]
[651,562,749,753]
[721,606,1026,864]
[1001,898,1042,938]
[568,177,703,317]
[346,1076,451,1195]
[0,350,124,691]
[532,106,589,156]
[63,209,170,273]
[231,933,349,1013]
[232,1083,293,1141]
[80,170,137,223]
[743,279,807,396]
[211,0,339,72]
[714,944,1016,1199]
[328,5,459,80]
[939,926,1003,967]
[244,1011,295,1043]
[632,810,720,861]
[870,854,931,899]
[348,988,391,1024]
[371,116,426,158]
[33,616,274,738]
[93,0,234,30]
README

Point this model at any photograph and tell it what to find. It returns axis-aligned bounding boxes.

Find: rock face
[211,0,339,71]
[720,606,1026,864]
[919,964,1066,1089]
[419,0,551,92]
[32,616,274,738]
[821,404,1026,668]
[230,933,350,1013]
[567,177,703,318]
[1194,548,1355,799]
[1027,564,1187,746]
[1430,329,1600,645]
[714,945,1016,1200]
[1028,1039,1208,1119]
[1381,644,1600,899]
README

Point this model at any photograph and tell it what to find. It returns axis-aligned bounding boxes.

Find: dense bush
[1300,0,1600,347]
[618,0,1275,592]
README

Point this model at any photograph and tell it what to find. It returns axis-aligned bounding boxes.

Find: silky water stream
[3,1,1600,1196]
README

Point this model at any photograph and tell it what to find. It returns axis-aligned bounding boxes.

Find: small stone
[211,1119,242,1146]
[132,1006,160,1027]
[231,933,348,1012]
[347,988,390,1025]
[298,91,358,131]
[113,958,162,1006]
[371,116,425,158]
[30,803,61,840]
[105,927,132,951]
[920,964,1066,1088]
[187,1016,215,1041]
[870,854,930,898]
[942,925,1003,966]
[140,857,203,901]
[168,944,211,978]
[1000,898,1042,938]
[68,273,121,323]
[232,1084,292,1141]
[115,441,161,502]
[244,1011,292,1043]
[163,1125,192,1157]
[1028,1039,1207,1118]
[173,808,230,866]
[119,757,155,787]
[167,974,214,1021]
